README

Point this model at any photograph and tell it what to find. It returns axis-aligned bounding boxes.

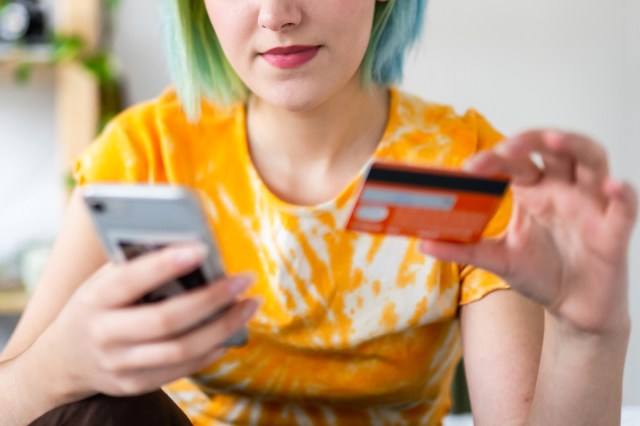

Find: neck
[246,80,390,172]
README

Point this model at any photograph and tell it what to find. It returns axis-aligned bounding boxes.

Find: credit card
[345,161,510,242]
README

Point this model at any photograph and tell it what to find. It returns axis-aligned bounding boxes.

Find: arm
[0,190,107,423]
[0,189,257,425]
[462,290,628,426]
[460,290,543,425]
[0,190,107,361]
[422,131,637,425]
[526,311,629,425]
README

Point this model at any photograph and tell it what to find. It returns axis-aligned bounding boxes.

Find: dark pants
[29,390,192,426]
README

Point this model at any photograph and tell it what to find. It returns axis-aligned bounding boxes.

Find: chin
[252,79,338,113]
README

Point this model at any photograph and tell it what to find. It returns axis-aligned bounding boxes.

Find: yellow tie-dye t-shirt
[75,87,511,426]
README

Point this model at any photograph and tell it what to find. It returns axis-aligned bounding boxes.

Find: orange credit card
[345,161,510,243]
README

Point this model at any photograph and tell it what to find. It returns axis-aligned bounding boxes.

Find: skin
[422,131,637,424]
[206,0,390,206]
[0,0,637,425]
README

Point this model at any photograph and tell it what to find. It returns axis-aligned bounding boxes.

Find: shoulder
[75,88,245,185]
[107,87,242,136]
[392,89,494,131]
[384,89,505,166]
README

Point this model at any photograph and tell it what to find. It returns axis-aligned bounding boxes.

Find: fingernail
[173,243,207,266]
[495,143,510,155]
[463,154,484,171]
[462,159,476,171]
[242,299,259,319]
[229,275,253,295]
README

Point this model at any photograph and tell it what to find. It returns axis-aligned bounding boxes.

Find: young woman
[1,0,636,425]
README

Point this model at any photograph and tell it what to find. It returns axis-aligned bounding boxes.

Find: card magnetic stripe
[367,167,508,195]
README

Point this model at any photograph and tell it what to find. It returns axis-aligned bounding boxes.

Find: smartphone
[82,183,248,347]
[345,161,510,243]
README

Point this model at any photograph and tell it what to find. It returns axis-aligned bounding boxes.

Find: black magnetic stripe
[367,167,508,195]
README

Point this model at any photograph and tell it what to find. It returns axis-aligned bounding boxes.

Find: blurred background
[0,0,638,416]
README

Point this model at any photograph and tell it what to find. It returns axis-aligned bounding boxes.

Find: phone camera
[88,201,106,213]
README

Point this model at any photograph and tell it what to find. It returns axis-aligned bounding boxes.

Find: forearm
[0,341,83,426]
[525,312,630,426]
[0,357,49,425]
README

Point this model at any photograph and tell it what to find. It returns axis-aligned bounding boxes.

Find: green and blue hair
[162,0,427,120]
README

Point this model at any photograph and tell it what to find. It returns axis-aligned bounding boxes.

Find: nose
[258,0,302,32]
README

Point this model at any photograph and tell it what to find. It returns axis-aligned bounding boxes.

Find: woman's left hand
[420,130,638,334]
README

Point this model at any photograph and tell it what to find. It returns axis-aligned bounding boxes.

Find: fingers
[89,243,208,308]
[604,178,639,242]
[519,130,611,189]
[464,130,610,189]
[99,274,254,342]
[463,145,541,186]
[515,131,576,182]
[419,237,509,278]
[100,298,258,374]
[535,130,609,182]
[103,346,229,396]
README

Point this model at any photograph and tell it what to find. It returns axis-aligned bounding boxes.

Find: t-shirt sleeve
[458,109,512,305]
[73,108,153,186]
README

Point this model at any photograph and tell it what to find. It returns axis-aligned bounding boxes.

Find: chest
[211,195,461,348]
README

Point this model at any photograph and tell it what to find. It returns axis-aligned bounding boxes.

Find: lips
[260,45,321,69]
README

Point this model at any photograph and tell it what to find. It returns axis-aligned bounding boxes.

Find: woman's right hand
[32,243,257,402]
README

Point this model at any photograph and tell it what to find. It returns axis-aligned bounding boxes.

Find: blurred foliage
[13,33,124,132]
[106,0,120,12]
[2,1,127,189]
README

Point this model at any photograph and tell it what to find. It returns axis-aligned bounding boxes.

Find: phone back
[82,184,248,346]
[83,184,223,277]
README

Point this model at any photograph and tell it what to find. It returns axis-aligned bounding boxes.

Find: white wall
[402,0,639,405]
[624,0,640,408]
[0,0,638,405]
[0,68,61,259]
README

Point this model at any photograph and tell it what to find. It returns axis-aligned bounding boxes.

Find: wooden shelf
[56,0,101,173]
[0,0,100,317]
[0,42,54,65]
[0,288,29,316]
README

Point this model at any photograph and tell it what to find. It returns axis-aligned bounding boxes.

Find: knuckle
[96,352,121,374]
[110,264,129,284]
[89,321,112,348]
[78,284,102,307]
[158,249,181,273]
[149,312,177,336]
[209,282,235,307]
[165,342,192,362]
[107,270,132,300]
[116,376,147,396]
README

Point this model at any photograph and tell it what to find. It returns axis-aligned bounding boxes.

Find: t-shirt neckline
[235,87,400,215]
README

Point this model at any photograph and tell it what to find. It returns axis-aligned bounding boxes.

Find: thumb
[419,236,508,277]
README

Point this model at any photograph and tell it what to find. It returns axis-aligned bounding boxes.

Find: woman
[1,0,636,424]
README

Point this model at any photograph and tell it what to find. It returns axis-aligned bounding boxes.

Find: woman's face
[204,0,378,111]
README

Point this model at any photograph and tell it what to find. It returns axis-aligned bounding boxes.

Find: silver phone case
[83,183,247,347]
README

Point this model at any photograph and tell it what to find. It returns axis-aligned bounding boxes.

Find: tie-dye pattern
[75,88,511,425]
